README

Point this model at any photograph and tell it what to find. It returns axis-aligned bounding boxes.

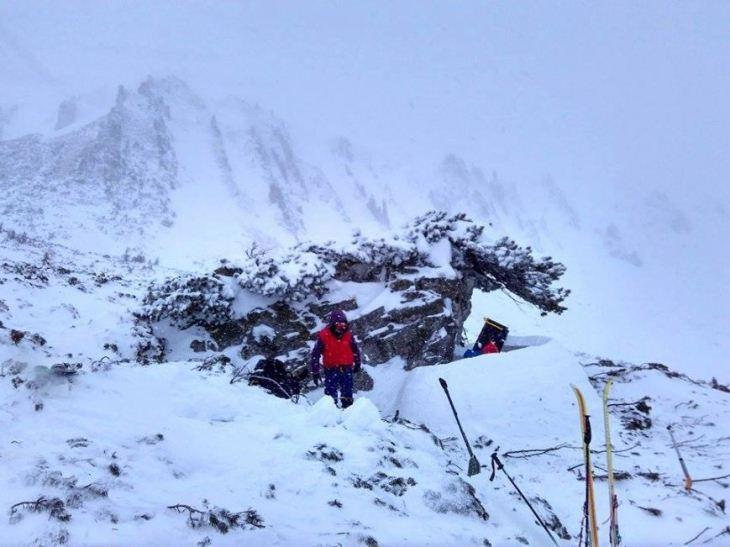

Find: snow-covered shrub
[132,322,166,365]
[142,211,567,319]
[306,211,568,313]
[228,211,568,313]
[235,245,331,301]
[303,232,422,282]
[455,236,569,315]
[9,497,71,523]
[138,274,233,329]
[406,211,569,314]
[168,503,264,533]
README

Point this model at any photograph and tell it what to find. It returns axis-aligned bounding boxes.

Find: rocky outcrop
[137,212,570,371]
[211,275,470,371]
[0,81,178,242]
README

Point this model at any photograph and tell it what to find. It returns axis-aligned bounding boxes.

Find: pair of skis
[439,376,621,546]
[572,381,621,547]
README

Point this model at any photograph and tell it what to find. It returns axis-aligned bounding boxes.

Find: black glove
[353,362,361,374]
[312,372,321,387]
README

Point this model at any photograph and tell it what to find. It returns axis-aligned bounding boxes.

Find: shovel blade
[467,455,481,476]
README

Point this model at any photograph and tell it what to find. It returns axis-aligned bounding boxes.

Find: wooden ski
[603,380,620,546]
[573,385,599,547]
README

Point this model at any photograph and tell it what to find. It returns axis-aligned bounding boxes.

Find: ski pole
[489,451,559,546]
[438,378,481,476]
[667,425,693,491]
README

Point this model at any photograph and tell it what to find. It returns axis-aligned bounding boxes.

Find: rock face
[215,275,472,371]
[354,276,472,369]
[137,212,569,373]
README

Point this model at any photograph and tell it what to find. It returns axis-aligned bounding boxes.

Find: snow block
[342,397,384,433]
[307,396,342,427]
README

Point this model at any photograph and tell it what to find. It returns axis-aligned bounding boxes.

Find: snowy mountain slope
[0,229,172,374]
[0,363,494,547]
[1,221,726,545]
[0,171,728,546]
[5,72,727,379]
[1,4,730,545]
[0,76,404,265]
[0,82,177,254]
[2,47,728,375]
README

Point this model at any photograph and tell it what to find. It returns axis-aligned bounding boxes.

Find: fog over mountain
[2,1,728,376]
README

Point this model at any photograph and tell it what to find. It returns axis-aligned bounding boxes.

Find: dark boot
[340,396,353,409]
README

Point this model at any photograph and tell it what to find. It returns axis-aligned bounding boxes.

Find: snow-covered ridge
[0,81,176,251]
[1,75,584,270]
[0,76,397,262]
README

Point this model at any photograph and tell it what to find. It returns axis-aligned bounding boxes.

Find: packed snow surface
[2,340,728,546]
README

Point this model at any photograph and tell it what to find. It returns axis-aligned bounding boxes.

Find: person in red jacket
[309,309,362,408]
[481,337,500,355]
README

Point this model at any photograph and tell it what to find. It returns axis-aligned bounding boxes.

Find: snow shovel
[438,378,481,476]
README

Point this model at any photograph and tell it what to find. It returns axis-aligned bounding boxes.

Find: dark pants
[324,366,354,408]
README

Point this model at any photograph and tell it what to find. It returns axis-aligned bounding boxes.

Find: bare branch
[503,443,570,459]
[684,526,710,545]
[607,400,649,408]
[702,526,730,544]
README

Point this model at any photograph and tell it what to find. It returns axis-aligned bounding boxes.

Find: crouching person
[248,337,299,399]
[309,309,362,408]
[249,357,300,400]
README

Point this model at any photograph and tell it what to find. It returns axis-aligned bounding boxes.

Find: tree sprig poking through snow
[132,322,166,365]
[9,497,71,523]
[167,503,264,533]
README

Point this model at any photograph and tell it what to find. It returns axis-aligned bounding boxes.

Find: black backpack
[472,318,510,352]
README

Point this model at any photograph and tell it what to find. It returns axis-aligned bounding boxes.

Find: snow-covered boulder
[138,212,569,372]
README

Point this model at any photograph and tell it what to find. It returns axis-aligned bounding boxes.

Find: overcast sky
[3,1,730,208]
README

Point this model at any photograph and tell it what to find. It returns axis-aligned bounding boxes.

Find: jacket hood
[328,309,348,325]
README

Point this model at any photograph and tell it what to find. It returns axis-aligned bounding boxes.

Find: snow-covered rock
[138,212,569,374]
